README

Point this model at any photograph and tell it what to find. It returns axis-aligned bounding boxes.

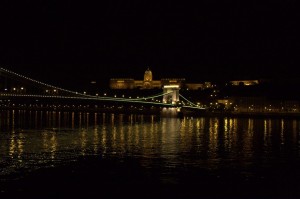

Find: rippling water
[1,110,300,198]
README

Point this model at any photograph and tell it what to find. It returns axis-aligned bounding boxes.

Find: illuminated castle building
[230,80,259,86]
[110,67,261,90]
[110,68,186,89]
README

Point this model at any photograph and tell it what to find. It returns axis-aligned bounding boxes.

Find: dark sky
[0,1,299,90]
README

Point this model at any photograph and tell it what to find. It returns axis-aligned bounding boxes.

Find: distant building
[109,79,135,89]
[185,83,203,90]
[109,67,210,90]
[230,80,259,86]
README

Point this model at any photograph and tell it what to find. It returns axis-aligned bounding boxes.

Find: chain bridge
[0,67,205,116]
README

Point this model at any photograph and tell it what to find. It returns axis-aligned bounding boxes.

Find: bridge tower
[163,85,180,104]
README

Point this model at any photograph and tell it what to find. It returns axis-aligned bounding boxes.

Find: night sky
[0,1,299,90]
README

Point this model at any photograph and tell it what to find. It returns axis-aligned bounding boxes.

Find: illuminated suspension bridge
[0,67,205,113]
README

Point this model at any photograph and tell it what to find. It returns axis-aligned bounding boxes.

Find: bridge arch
[162,85,180,104]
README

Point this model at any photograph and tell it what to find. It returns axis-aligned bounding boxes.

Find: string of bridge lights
[1,67,168,100]
[0,67,93,97]
[0,93,205,109]
[0,67,204,109]
[0,93,174,107]
[179,94,198,107]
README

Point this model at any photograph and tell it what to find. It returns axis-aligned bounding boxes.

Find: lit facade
[109,79,135,89]
[230,80,259,86]
[109,68,209,90]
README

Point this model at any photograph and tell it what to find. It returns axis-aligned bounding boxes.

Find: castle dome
[144,67,153,82]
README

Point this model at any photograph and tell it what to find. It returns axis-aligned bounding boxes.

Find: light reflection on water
[1,110,300,181]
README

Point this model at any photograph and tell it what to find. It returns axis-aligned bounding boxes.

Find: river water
[1,110,300,198]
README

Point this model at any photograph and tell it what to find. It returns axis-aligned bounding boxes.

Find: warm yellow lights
[163,85,179,88]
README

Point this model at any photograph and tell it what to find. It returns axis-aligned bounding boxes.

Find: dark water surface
[1,110,300,199]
